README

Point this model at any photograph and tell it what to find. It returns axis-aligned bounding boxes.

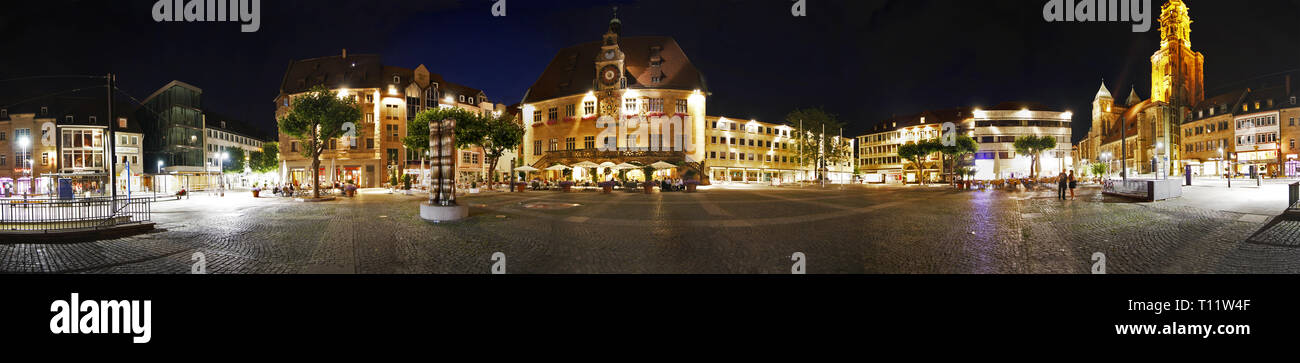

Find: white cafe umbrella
[598,161,617,168]
[650,161,677,170]
[572,161,600,169]
[613,162,638,170]
[544,164,570,171]
[514,165,539,172]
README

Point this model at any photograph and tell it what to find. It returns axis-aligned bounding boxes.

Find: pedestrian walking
[1057,172,1068,200]
[1068,170,1077,200]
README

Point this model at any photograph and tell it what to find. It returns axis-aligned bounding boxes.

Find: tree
[277,86,361,199]
[898,139,941,184]
[404,110,433,190]
[249,142,280,174]
[222,148,246,173]
[1090,162,1109,180]
[938,135,979,184]
[1012,135,1058,179]
[786,107,848,182]
[476,112,525,190]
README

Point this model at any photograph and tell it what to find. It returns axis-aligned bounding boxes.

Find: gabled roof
[523,36,708,104]
[279,53,386,95]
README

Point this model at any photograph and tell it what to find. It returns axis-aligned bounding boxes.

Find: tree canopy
[221,148,246,173]
[249,142,279,174]
[276,86,361,198]
[1012,135,1057,179]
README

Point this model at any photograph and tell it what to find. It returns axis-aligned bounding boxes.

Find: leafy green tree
[898,139,942,184]
[786,107,849,182]
[277,86,361,198]
[1090,162,1109,179]
[476,112,525,189]
[222,148,246,173]
[939,135,979,184]
[249,142,280,174]
[1012,135,1058,179]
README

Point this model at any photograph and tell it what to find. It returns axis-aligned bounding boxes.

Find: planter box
[516,184,526,192]
[252,190,260,198]
[561,185,572,192]
[643,184,654,194]
[686,184,697,193]
[602,185,613,193]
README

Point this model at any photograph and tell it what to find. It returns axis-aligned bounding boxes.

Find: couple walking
[1057,171,1077,200]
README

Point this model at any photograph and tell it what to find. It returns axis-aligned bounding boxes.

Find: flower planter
[602,185,613,193]
[643,183,654,194]
[686,184,697,193]
[561,185,572,192]
[516,184,526,192]
[252,190,260,198]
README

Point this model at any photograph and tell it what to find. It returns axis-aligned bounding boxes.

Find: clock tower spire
[596,7,627,117]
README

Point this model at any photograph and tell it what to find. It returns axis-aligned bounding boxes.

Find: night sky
[3,0,1300,143]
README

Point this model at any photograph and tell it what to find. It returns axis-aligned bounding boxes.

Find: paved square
[1,183,1296,274]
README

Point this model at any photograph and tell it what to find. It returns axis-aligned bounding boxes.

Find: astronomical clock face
[600,65,620,86]
[604,49,616,60]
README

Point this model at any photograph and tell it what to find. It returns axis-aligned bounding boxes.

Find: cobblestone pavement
[1,183,1296,274]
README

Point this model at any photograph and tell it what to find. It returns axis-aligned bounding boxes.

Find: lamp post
[156,161,163,199]
[219,151,229,197]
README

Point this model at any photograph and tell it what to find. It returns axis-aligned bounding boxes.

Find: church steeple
[1126,87,1143,106]
[1159,0,1192,49]
[1095,82,1113,100]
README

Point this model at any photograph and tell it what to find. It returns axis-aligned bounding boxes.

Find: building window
[459,95,465,103]
[548,138,557,151]
[584,101,596,115]
[393,75,401,84]
[565,137,575,150]
[0,154,5,166]
[365,138,374,149]
[565,104,576,118]
[0,131,5,141]
[548,107,558,121]
[648,98,664,113]
[624,98,638,113]
[534,140,543,155]
[583,136,595,149]
[0,109,6,118]
[365,94,374,103]
[291,142,298,152]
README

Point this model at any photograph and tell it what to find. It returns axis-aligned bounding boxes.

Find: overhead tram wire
[0,75,105,83]
[0,85,108,110]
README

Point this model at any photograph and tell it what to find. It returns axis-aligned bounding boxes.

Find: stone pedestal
[420,202,468,223]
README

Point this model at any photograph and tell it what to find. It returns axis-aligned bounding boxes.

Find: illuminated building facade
[704,116,854,184]
[1181,79,1300,177]
[275,50,505,188]
[971,104,1073,180]
[1077,0,1203,177]
[856,108,972,184]
[520,16,709,180]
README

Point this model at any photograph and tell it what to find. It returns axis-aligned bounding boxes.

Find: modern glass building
[138,81,206,174]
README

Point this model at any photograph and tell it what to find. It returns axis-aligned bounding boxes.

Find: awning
[649,161,677,169]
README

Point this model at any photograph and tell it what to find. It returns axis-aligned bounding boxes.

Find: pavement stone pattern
[1,184,1296,274]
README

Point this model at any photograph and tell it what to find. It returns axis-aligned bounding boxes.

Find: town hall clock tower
[596,12,626,118]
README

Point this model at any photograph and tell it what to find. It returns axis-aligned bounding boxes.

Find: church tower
[1150,0,1205,107]
[1091,82,1114,137]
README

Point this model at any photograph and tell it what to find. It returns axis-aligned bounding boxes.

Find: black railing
[0,197,152,232]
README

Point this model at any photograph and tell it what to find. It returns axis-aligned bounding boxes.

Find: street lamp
[17,136,30,198]
[219,152,229,196]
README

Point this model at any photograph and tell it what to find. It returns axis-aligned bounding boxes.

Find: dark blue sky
[3,0,1300,143]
